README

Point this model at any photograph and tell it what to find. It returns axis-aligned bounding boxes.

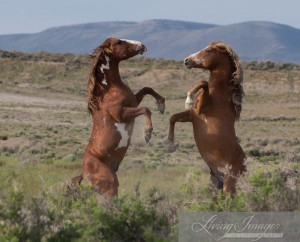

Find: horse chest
[104,88,137,107]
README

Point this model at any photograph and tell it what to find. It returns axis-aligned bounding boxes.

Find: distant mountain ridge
[0,19,300,63]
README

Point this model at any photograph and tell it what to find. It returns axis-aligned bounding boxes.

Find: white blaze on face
[188,50,202,63]
[114,123,130,149]
[120,39,143,51]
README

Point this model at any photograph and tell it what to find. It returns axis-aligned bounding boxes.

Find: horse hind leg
[91,172,119,198]
[223,175,237,194]
[209,168,224,198]
[210,168,238,196]
[223,159,246,195]
[87,161,119,198]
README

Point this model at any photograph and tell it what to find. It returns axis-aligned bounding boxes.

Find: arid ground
[0,51,299,240]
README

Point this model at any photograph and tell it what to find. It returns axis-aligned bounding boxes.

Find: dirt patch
[0,92,84,107]
[0,137,32,150]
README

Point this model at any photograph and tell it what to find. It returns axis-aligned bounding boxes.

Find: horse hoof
[144,128,153,143]
[165,140,178,152]
[168,143,178,153]
[156,100,165,114]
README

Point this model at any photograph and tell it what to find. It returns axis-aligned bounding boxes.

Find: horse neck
[208,66,236,120]
[208,64,233,94]
[101,60,123,87]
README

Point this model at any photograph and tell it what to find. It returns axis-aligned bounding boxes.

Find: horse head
[184,42,238,72]
[87,38,147,114]
[92,37,147,62]
[184,42,244,120]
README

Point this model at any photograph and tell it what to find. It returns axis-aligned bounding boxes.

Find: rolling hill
[0,19,300,63]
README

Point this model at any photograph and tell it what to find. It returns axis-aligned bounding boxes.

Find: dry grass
[0,51,299,211]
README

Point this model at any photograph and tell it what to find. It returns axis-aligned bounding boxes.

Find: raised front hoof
[156,100,165,114]
[156,102,166,113]
[144,128,153,143]
[165,140,178,153]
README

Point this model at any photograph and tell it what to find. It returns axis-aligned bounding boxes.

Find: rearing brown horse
[167,42,246,195]
[73,38,165,197]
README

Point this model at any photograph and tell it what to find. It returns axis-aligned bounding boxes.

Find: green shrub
[0,135,8,141]
[179,168,300,212]
[0,183,173,242]
[242,169,300,211]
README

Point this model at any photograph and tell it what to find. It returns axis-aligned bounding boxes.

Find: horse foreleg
[185,81,208,112]
[122,107,153,143]
[167,110,191,152]
[135,87,165,113]
[193,87,209,115]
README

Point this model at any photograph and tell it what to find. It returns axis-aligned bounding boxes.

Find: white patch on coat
[102,79,108,85]
[100,55,110,85]
[200,113,208,124]
[114,123,130,149]
[100,55,110,73]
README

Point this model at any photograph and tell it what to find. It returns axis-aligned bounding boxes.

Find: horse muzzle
[138,43,147,55]
[184,58,197,69]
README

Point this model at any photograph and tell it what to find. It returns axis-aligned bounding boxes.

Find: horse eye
[205,48,211,53]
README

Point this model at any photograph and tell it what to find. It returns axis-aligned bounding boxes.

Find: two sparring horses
[73,38,246,197]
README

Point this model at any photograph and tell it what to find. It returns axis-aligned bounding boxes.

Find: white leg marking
[115,123,130,149]
[185,92,194,110]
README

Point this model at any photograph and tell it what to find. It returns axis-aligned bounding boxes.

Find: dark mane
[87,45,109,114]
[211,42,244,120]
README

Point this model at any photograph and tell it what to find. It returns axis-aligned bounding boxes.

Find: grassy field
[0,50,300,240]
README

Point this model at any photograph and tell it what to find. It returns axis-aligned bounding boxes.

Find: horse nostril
[184,58,189,63]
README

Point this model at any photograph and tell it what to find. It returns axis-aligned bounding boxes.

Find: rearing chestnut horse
[73,38,165,197]
[167,42,246,194]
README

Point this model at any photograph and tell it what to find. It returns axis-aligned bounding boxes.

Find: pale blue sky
[1,0,300,34]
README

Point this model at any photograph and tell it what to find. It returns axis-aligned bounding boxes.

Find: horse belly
[88,120,135,170]
[192,121,240,169]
